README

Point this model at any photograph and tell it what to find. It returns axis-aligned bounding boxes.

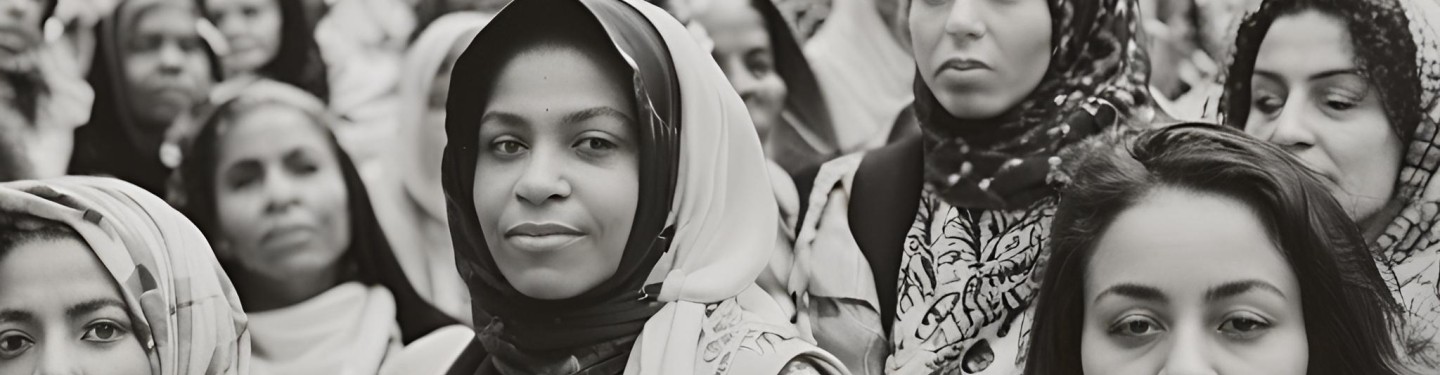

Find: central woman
[439,0,848,374]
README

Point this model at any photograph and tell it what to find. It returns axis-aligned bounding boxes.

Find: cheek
[472,162,514,236]
[581,162,640,262]
[1247,324,1307,374]
[1325,114,1402,198]
[215,189,266,246]
[310,172,352,249]
[908,7,944,77]
[98,336,152,375]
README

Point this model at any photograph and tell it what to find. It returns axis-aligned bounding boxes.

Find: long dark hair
[1024,124,1406,375]
[198,0,330,102]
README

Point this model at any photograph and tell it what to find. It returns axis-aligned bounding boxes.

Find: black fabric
[848,134,924,335]
[442,0,681,370]
[446,341,489,375]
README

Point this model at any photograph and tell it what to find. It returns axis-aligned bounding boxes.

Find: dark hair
[1221,0,1420,140]
[198,0,330,102]
[0,210,82,261]
[1024,124,1406,375]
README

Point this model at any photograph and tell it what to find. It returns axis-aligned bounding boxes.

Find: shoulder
[692,298,850,375]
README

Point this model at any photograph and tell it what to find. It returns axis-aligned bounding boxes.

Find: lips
[260,225,318,250]
[504,223,585,252]
[939,58,991,74]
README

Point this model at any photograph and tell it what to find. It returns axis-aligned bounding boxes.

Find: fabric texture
[802,0,915,153]
[441,0,848,374]
[1219,0,1440,367]
[247,282,401,375]
[0,176,249,375]
[166,78,457,348]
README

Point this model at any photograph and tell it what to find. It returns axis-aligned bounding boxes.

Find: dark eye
[81,322,129,343]
[0,332,34,358]
[1108,315,1164,338]
[1218,314,1271,340]
[578,137,618,151]
[491,139,527,156]
[242,6,260,18]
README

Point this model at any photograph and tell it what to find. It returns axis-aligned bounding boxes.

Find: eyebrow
[66,298,129,319]
[481,107,634,128]
[1094,283,1168,305]
[1205,280,1286,302]
[0,309,35,324]
[1253,69,1362,83]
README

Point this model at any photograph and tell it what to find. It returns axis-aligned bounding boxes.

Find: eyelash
[0,330,34,359]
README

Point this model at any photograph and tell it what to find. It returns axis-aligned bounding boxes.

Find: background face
[122,5,213,131]
[910,0,1051,120]
[206,0,283,75]
[473,48,640,300]
[696,0,788,142]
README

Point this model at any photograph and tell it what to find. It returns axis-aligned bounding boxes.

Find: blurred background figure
[68,0,216,195]
[373,11,490,327]
[1144,0,1259,120]
[410,0,509,38]
[0,0,93,181]
[168,79,467,374]
[201,0,331,101]
[804,0,914,152]
[311,0,413,177]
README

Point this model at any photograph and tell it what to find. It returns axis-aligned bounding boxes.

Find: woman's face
[1243,10,1402,224]
[473,47,640,300]
[910,0,1052,120]
[0,238,150,375]
[123,4,213,132]
[213,105,351,286]
[205,0,283,74]
[695,0,787,142]
[0,0,47,64]
[1082,189,1307,375]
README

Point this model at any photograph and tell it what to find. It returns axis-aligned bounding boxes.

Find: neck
[238,262,348,312]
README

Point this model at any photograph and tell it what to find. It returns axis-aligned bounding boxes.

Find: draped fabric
[1220,0,1440,367]
[0,176,249,375]
[443,0,846,373]
[167,79,456,346]
[802,0,915,153]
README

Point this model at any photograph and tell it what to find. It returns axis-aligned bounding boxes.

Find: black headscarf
[169,79,454,344]
[69,0,221,196]
[913,0,1153,210]
[196,0,330,102]
[441,0,680,372]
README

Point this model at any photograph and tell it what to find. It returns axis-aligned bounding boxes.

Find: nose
[34,343,81,375]
[513,147,571,205]
[943,0,987,40]
[1158,327,1218,375]
[157,40,187,74]
[1264,98,1316,155]
[262,169,302,214]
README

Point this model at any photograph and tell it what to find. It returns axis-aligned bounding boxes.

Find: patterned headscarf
[1220,0,1440,367]
[911,0,1154,210]
[0,176,249,375]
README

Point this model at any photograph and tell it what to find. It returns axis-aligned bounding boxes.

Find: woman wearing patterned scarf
[784,0,1155,373]
[0,176,248,374]
[1219,0,1440,368]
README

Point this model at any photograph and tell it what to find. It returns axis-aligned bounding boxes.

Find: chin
[507,270,600,300]
[937,98,1012,120]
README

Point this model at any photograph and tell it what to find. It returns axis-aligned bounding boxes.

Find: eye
[577,137,618,151]
[490,138,528,157]
[81,321,130,343]
[1108,314,1165,338]
[0,331,34,358]
[1322,92,1362,111]
[1217,313,1271,340]
[1251,92,1284,116]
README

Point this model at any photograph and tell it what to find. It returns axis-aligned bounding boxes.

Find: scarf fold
[0,176,249,375]
[914,0,1153,210]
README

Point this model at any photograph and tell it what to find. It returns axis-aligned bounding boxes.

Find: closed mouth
[939,58,991,74]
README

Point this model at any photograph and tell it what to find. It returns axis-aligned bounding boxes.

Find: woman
[169,79,462,374]
[440,0,848,373]
[1025,124,1409,374]
[0,176,248,374]
[374,11,491,325]
[201,0,330,102]
[69,0,217,196]
[1219,0,1440,366]
[786,0,1154,373]
[691,0,839,176]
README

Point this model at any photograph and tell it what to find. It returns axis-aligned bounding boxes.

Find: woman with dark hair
[168,79,463,373]
[784,0,1154,373]
[438,0,848,373]
[69,0,218,196]
[1025,123,1409,374]
[201,0,330,102]
[1218,0,1440,366]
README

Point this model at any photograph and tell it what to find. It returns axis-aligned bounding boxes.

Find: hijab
[910,0,1154,210]
[443,0,781,372]
[70,0,220,196]
[1220,0,1440,366]
[196,0,330,102]
[168,79,456,344]
[0,176,249,375]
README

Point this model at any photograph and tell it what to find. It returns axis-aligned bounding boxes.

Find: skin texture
[0,0,45,67]
[695,0,787,142]
[473,47,640,300]
[0,238,150,375]
[205,0,283,75]
[1242,10,1402,226]
[123,4,213,133]
[1082,189,1307,375]
[909,0,1051,120]
[213,105,351,311]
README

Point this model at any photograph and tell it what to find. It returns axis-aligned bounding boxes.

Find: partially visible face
[205,0,282,75]
[417,35,472,192]
[696,0,787,142]
[123,4,214,132]
[473,47,640,300]
[1243,10,1402,224]
[910,0,1051,120]
[1082,189,1307,375]
[0,0,46,62]
[0,238,150,375]
[213,105,351,286]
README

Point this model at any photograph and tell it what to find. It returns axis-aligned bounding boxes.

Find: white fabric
[803,0,914,152]
[314,0,415,176]
[248,282,403,375]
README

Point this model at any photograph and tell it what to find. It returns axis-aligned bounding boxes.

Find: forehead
[1085,189,1296,297]
[1254,10,1356,76]
[484,47,633,116]
[216,104,331,160]
[0,238,122,316]
[130,5,200,37]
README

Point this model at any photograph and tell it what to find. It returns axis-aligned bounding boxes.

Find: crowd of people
[0,0,1437,374]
